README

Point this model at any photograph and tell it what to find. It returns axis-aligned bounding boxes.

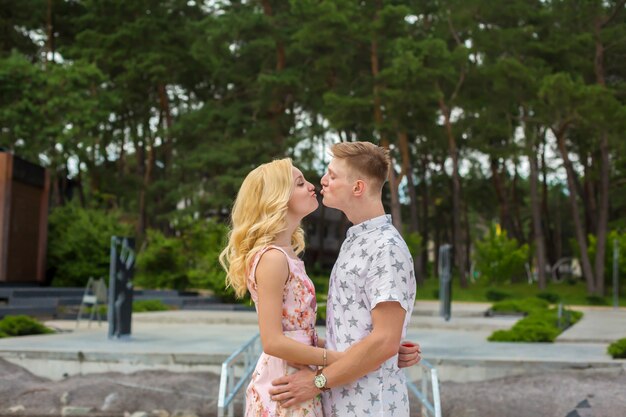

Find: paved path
[555,307,626,343]
[0,302,623,382]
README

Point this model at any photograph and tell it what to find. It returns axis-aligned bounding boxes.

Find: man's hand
[397,341,421,368]
[270,367,318,408]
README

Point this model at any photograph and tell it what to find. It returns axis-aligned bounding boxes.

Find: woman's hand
[398,341,421,368]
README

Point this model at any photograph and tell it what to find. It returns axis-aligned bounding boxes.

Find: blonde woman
[220,158,332,416]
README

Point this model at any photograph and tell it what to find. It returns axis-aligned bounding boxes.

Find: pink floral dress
[245,245,323,417]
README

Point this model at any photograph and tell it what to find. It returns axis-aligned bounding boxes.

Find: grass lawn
[310,273,625,307]
[415,277,626,307]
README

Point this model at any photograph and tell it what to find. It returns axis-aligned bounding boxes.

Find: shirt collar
[346,214,392,240]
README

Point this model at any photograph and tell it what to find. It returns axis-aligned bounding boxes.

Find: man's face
[320,158,354,210]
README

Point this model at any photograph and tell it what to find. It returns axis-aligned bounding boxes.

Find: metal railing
[217,333,262,417]
[218,334,441,417]
[406,358,442,417]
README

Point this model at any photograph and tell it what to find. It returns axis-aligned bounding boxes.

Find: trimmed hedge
[536,292,561,303]
[485,289,511,302]
[132,300,170,312]
[86,299,171,316]
[489,299,583,343]
[490,298,549,315]
[607,338,626,359]
[0,316,54,337]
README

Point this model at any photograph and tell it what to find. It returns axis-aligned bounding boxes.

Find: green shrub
[310,276,330,297]
[473,224,529,283]
[135,219,234,300]
[607,338,626,359]
[403,232,422,259]
[489,305,582,343]
[586,295,608,306]
[48,201,132,287]
[135,229,189,290]
[536,292,561,303]
[485,289,511,302]
[85,299,171,316]
[316,304,327,325]
[133,300,170,312]
[0,316,54,337]
[432,289,440,299]
[84,305,107,317]
[489,323,560,343]
[491,298,549,314]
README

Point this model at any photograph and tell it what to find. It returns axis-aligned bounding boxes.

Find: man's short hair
[330,141,390,191]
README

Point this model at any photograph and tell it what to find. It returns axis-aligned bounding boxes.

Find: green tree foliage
[474,224,530,283]
[0,1,624,298]
[135,219,233,300]
[47,201,132,287]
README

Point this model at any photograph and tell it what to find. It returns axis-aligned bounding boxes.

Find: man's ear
[352,180,366,196]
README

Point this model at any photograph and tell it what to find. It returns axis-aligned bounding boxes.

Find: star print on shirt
[392,259,405,272]
[374,265,387,278]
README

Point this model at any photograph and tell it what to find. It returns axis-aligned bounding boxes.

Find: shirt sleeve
[365,243,415,312]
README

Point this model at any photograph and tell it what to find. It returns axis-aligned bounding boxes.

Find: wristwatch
[314,369,329,392]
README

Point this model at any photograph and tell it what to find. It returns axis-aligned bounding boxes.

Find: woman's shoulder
[254,246,289,273]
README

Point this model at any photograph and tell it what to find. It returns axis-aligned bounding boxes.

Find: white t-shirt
[323,214,416,417]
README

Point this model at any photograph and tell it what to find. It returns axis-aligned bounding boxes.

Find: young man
[270,141,418,417]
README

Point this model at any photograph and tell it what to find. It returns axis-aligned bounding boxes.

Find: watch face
[314,374,326,389]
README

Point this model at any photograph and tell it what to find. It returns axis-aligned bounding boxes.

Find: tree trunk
[420,154,430,278]
[590,3,622,295]
[511,162,524,243]
[540,137,556,266]
[261,0,287,148]
[555,129,595,294]
[438,96,467,287]
[398,131,423,284]
[490,157,515,238]
[583,155,598,236]
[594,133,609,295]
[528,125,547,290]
[370,7,402,231]
[157,83,173,174]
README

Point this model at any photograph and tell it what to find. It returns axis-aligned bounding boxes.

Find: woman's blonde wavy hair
[219,158,306,298]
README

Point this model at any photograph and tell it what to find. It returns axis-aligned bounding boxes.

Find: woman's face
[287,167,318,219]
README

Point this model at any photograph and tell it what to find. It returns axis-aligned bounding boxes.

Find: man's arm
[270,301,405,407]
